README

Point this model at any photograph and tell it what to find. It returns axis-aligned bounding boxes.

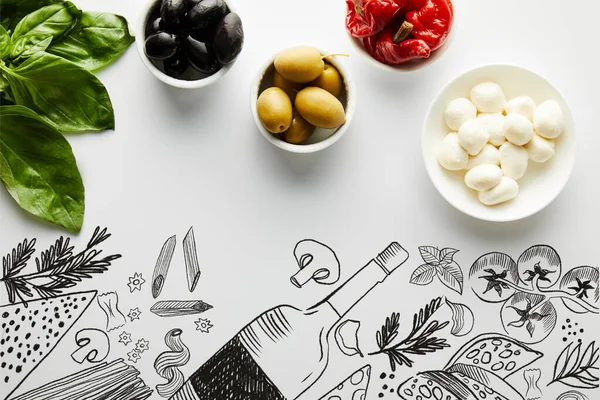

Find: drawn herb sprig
[369,297,450,371]
[410,246,463,294]
[550,341,599,389]
[1,227,121,305]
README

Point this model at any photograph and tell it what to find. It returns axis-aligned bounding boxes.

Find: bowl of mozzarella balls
[422,64,576,222]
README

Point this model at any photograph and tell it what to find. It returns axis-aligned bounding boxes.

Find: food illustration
[397,333,543,400]
[318,365,371,400]
[154,329,191,398]
[256,46,348,144]
[144,0,243,79]
[436,82,566,206]
[1,291,97,399]
[346,0,454,65]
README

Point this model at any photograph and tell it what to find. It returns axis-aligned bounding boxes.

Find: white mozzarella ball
[436,133,469,170]
[525,132,555,163]
[478,177,519,206]
[444,98,477,131]
[534,100,565,139]
[505,96,536,121]
[477,113,506,146]
[504,113,534,146]
[467,144,500,170]
[464,164,503,191]
[500,142,529,180]
[458,119,489,155]
[470,82,507,113]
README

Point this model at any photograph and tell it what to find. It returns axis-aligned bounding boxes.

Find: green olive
[295,87,346,129]
[283,111,315,144]
[311,63,343,97]
[274,46,324,83]
[256,87,292,134]
[273,70,305,103]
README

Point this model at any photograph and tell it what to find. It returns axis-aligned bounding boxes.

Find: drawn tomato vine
[469,245,599,344]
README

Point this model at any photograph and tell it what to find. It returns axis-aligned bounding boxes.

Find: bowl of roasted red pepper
[345,0,455,71]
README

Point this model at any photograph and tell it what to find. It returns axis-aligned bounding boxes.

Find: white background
[1,0,599,399]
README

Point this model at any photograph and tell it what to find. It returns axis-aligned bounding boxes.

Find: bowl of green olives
[136,0,244,89]
[250,46,356,154]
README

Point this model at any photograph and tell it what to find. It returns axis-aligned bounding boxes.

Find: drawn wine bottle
[170,242,409,400]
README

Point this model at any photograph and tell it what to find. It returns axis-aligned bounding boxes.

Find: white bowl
[250,48,356,154]
[346,1,458,72]
[422,64,576,222]
[135,0,237,89]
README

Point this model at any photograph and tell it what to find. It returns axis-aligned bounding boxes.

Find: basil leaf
[48,11,134,71]
[0,25,10,58]
[1,0,64,31]
[10,2,80,59]
[0,105,84,232]
[1,52,115,132]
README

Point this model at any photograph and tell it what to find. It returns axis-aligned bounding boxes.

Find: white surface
[1,1,600,399]
[422,64,576,222]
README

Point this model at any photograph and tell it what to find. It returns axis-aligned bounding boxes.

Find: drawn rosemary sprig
[550,341,599,389]
[1,227,121,305]
[369,297,450,371]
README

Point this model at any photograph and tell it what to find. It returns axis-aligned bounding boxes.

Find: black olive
[164,50,190,78]
[183,36,221,74]
[213,12,243,64]
[145,15,164,36]
[145,32,179,60]
[190,27,213,43]
[186,0,227,32]
[185,0,202,11]
[160,0,187,27]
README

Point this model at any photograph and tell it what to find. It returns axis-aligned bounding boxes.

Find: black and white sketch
[369,297,451,371]
[194,318,213,333]
[376,372,398,398]
[561,318,586,343]
[0,290,97,399]
[290,239,340,288]
[555,390,590,400]
[334,319,363,357]
[128,337,150,364]
[183,227,201,293]
[523,368,542,400]
[128,307,142,322]
[152,235,177,298]
[97,291,127,332]
[318,365,371,400]
[168,242,409,400]
[119,331,132,346]
[410,246,463,294]
[71,328,110,364]
[445,299,474,337]
[469,246,598,344]
[151,300,213,317]
[10,358,153,400]
[1,227,120,304]
[154,328,191,398]
[128,272,146,293]
[550,340,598,389]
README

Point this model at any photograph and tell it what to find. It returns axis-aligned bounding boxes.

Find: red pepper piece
[364,16,430,65]
[345,0,401,38]
[405,0,453,51]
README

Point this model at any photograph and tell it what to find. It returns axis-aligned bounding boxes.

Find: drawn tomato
[469,252,519,303]
[559,266,599,314]
[500,292,557,344]
[517,245,561,289]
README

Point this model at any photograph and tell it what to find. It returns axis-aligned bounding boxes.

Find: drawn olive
[183,36,221,74]
[213,12,244,64]
[186,0,228,32]
[160,0,187,27]
[145,32,179,61]
[164,50,190,78]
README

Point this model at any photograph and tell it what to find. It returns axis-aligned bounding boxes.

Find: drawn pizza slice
[319,365,371,400]
[0,291,97,399]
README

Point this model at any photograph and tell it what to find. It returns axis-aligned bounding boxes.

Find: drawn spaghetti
[154,328,191,398]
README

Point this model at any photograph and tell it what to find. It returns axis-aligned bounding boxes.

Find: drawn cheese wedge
[319,365,371,400]
[0,291,97,399]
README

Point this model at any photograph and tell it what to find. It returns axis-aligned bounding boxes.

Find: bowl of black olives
[136,0,244,88]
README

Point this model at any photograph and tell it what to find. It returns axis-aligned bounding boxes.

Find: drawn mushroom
[290,239,340,288]
[71,328,110,364]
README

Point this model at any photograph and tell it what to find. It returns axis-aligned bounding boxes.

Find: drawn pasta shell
[334,320,363,358]
[446,300,474,337]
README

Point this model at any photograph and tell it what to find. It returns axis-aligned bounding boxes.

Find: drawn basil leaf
[418,246,441,266]
[48,11,134,71]
[410,263,436,285]
[10,2,81,59]
[0,105,84,232]
[1,52,115,132]
[437,261,464,294]
[0,25,10,58]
